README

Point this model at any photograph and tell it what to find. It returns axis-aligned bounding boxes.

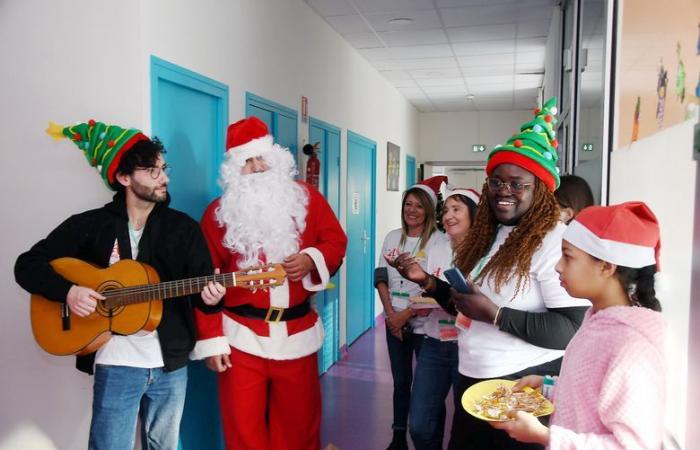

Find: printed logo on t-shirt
[108,238,120,266]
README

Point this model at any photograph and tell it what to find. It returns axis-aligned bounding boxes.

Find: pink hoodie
[548,306,666,449]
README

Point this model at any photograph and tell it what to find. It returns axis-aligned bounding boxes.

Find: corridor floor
[320,319,454,450]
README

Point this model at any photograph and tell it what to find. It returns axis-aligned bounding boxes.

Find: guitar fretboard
[103,273,237,308]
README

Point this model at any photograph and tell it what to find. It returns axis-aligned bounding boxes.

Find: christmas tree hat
[486,97,560,191]
[45,119,148,189]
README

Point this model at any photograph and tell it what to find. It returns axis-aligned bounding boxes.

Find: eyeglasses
[135,164,172,179]
[486,177,533,194]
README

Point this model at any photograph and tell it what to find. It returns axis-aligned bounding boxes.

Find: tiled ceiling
[305,0,557,112]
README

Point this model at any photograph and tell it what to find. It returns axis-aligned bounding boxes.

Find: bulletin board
[615,0,700,149]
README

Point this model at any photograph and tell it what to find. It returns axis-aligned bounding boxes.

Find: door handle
[361,229,370,254]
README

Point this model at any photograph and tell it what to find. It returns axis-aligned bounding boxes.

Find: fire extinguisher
[303,142,320,189]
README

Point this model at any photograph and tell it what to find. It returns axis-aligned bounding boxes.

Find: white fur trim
[222,314,324,360]
[229,135,274,166]
[300,247,330,292]
[270,278,290,308]
[407,184,437,205]
[564,220,656,268]
[446,188,480,205]
[189,336,231,360]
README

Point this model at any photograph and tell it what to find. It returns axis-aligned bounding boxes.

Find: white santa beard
[216,148,308,268]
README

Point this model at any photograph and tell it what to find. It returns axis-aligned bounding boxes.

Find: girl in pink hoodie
[492,201,665,449]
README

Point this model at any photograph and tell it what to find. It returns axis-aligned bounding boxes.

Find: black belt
[225,301,311,323]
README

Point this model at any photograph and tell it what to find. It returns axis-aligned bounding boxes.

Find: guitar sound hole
[95,281,126,317]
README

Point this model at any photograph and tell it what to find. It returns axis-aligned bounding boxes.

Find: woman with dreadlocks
[390,98,590,450]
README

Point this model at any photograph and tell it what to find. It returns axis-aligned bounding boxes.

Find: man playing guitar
[14,119,225,450]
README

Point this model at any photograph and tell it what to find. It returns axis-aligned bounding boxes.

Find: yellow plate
[460,379,554,422]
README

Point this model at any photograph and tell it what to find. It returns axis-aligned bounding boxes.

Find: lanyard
[469,226,501,281]
[403,235,422,257]
[392,235,422,297]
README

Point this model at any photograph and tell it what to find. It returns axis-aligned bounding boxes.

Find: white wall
[543,6,562,103]
[0,0,418,448]
[0,1,143,449]
[609,118,697,444]
[418,110,532,163]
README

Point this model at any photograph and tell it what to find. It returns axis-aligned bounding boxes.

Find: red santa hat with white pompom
[226,116,274,165]
[563,201,661,270]
[446,187,480,206]
[407,176,448,206]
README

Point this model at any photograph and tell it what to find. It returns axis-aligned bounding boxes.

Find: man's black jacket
[15,192,213,374]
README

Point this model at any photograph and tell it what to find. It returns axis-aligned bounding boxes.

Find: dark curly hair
[453,178,560,296]
[110,137,166,191]
[615,265,662,312]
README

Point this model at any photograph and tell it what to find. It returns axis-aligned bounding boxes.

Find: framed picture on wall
[387,142,400,191]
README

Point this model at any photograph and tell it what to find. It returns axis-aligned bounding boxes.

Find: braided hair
[453,178,560,296]
[615,265,662,312]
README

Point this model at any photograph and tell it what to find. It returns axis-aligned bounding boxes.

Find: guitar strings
[101,266,282,302]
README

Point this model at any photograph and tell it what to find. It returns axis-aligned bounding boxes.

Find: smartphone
[443,267,473,294]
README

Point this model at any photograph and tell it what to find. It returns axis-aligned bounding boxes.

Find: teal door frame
[345,130,377,344]
[245,92,298,160]
[150,55,228,450]
[309,117,342,373]
[405,154,416,189]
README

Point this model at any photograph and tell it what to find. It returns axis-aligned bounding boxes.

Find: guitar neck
[104,273,239,308]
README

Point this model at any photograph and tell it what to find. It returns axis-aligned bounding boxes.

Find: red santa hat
[446,187,480,206]
[563,201,661,270]
[226,116,274,163]
[407,176,447,206]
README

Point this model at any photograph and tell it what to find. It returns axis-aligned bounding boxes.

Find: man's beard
[216,148,308,268]
[131,179,168,203]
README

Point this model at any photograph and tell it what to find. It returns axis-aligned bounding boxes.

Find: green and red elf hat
[486,97,561,191]
[45,119,148,189]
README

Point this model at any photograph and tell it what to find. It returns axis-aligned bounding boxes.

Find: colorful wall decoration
[615,0,700,149]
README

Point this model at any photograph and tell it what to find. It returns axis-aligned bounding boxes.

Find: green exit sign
[472,144,486,152]
[582,143,594,152]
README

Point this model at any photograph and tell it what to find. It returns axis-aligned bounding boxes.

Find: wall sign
[352,193,360,215]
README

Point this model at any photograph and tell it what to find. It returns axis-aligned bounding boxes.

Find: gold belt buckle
[265,306,284,323]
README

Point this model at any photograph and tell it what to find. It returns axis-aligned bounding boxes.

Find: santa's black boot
[386,430,408,450]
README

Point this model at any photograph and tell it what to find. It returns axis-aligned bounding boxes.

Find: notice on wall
[352,193,360,215]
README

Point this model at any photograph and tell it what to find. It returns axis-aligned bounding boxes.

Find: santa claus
[192,117,347,450]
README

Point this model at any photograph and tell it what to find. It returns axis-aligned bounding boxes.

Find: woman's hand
[449,286,499,324]
[490,411,550,444]
[386,309,412,340]
[384,252,428,286]
[513,375,544,392]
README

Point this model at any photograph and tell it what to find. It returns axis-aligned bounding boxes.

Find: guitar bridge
[61,303,71,331]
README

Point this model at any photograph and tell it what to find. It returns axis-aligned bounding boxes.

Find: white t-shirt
[377,229,445,334]
[421,235,459,341]
[457,222,590,378]
[95,227,165,368]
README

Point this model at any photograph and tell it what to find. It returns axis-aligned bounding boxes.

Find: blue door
[406,154,416,189]
[345,131,376,345]
[245,92,298,161]
[309,118,341,373]
[150,55,228,450]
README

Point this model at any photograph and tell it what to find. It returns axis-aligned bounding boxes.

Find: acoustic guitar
[30,257,286,356]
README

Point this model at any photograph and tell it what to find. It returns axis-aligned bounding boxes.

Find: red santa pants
[217,346,321,450]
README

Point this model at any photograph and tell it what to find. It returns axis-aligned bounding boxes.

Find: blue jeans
[386,326,424,431]
[89,364,188,450]
[409,336,459,450]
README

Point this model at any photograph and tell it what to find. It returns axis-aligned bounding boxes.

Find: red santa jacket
[192,181,347,360]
